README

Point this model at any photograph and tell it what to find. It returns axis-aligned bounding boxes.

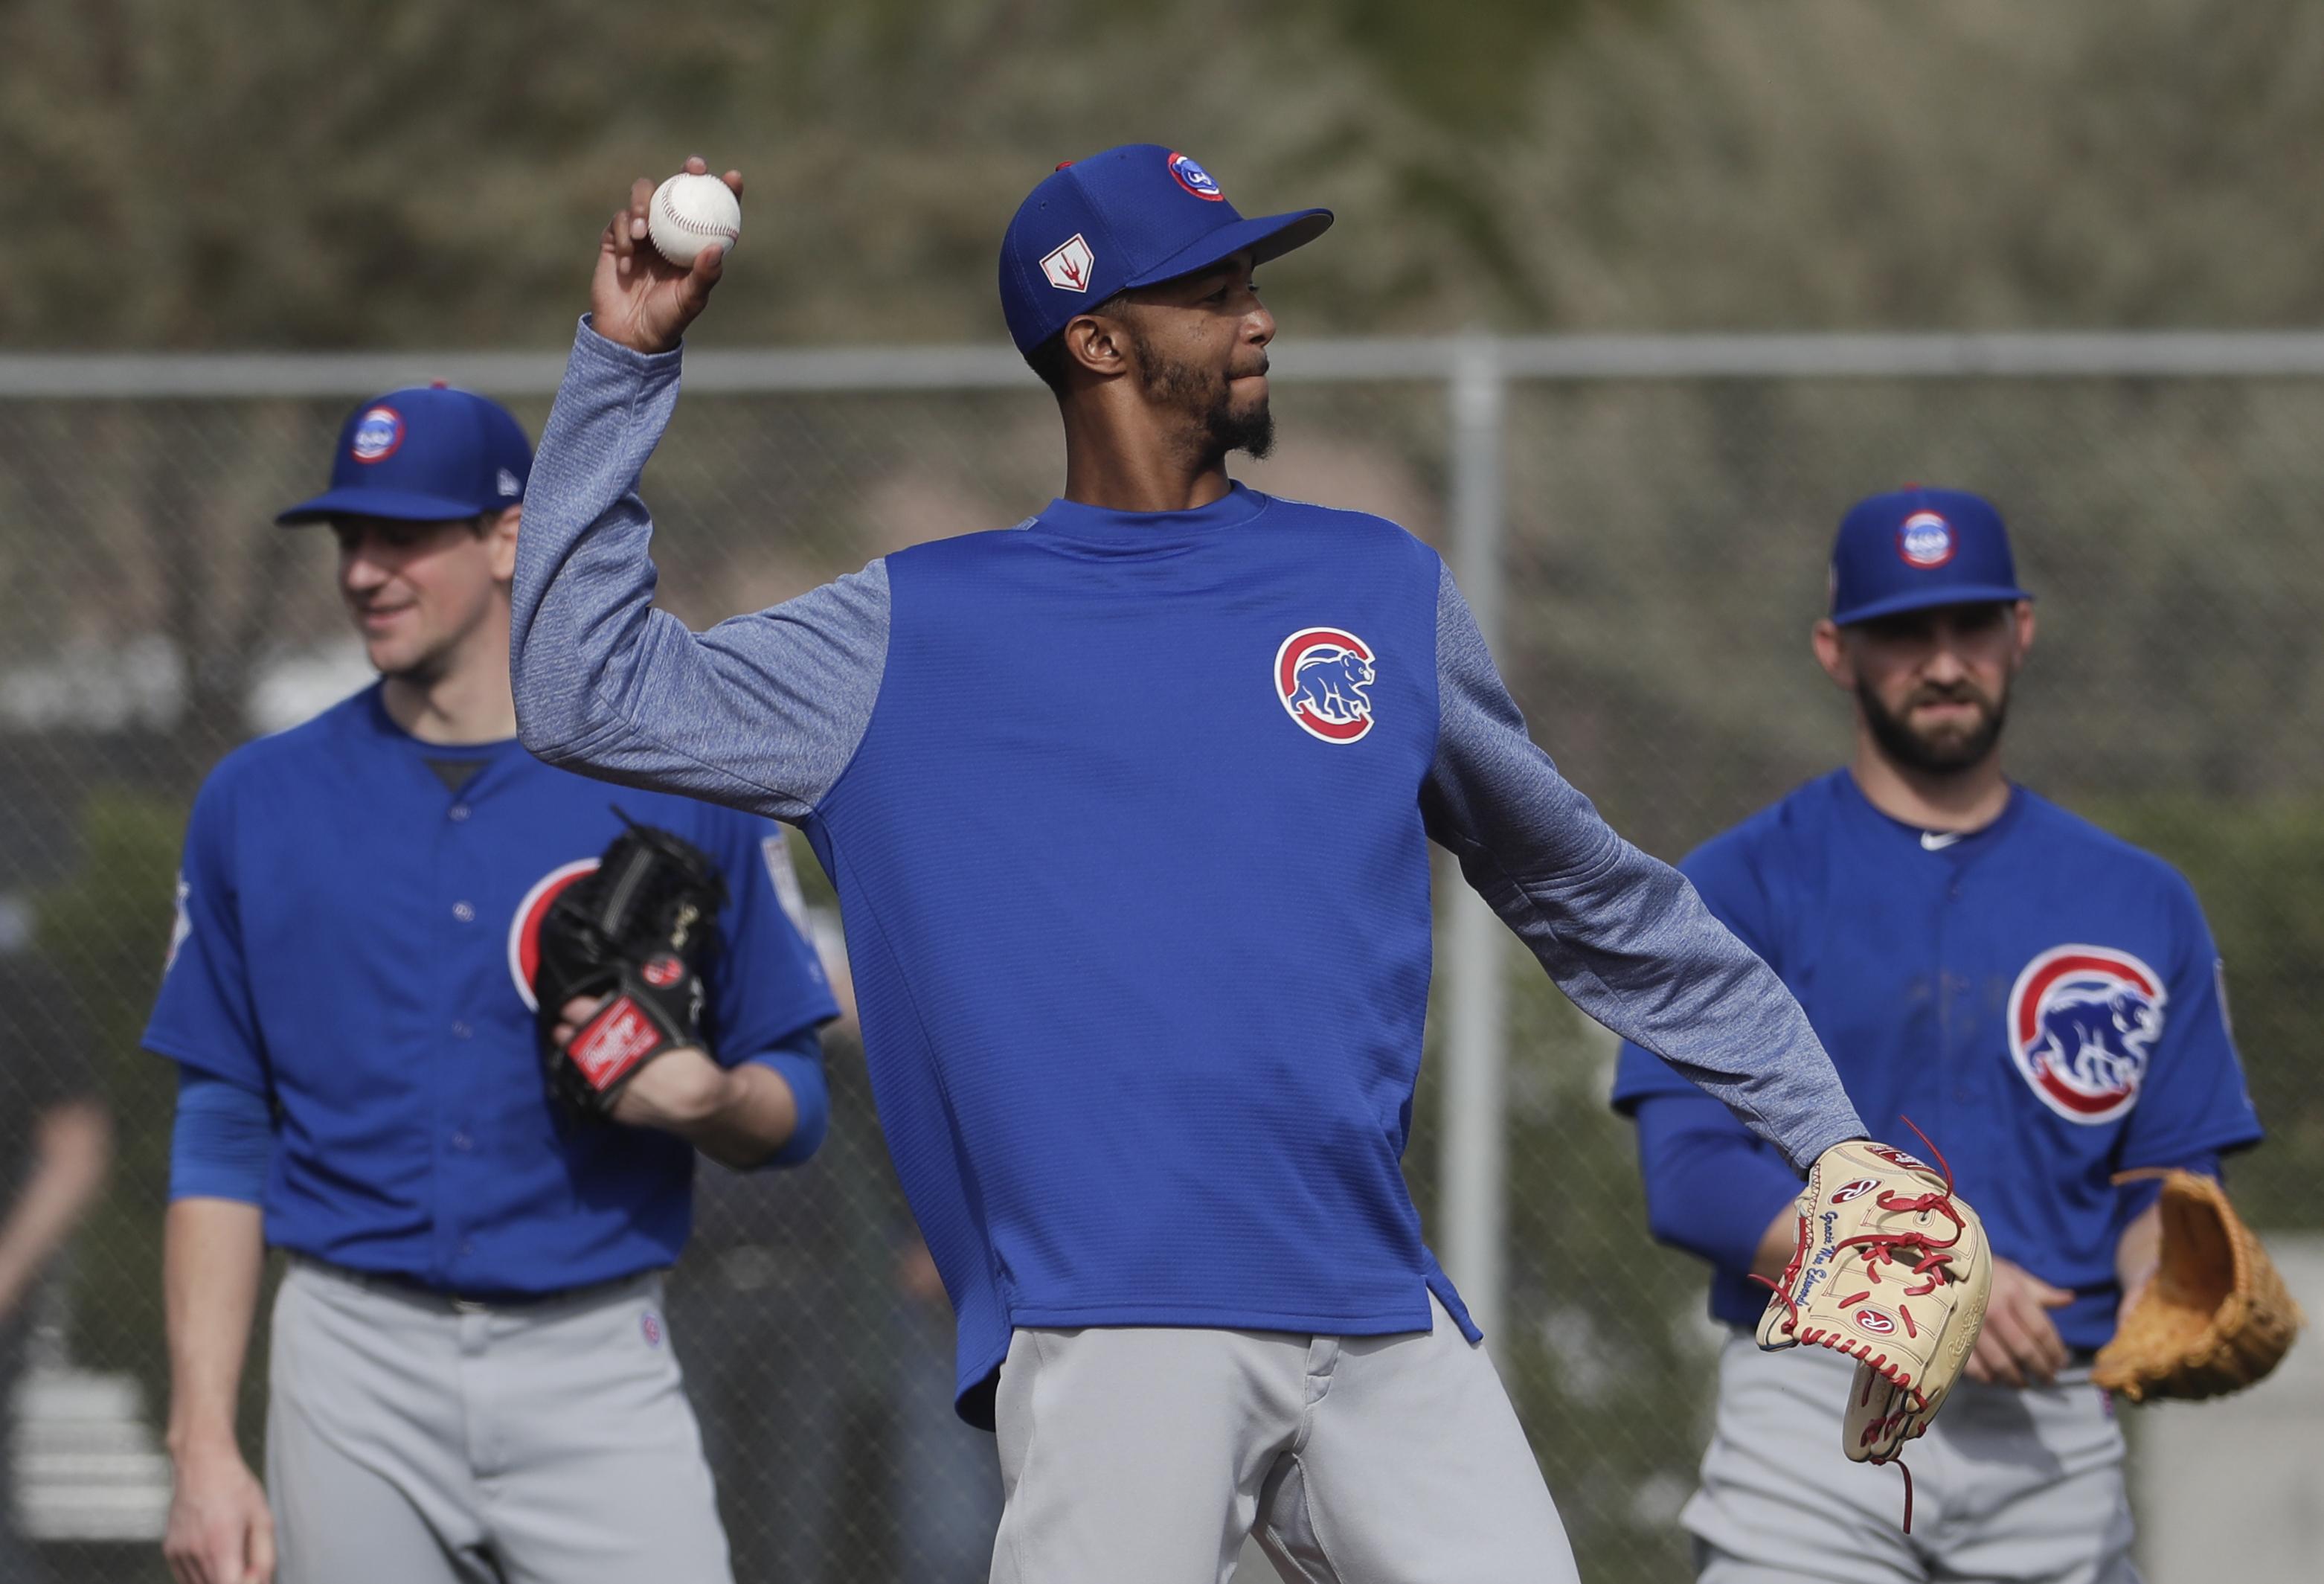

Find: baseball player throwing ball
[153,385,838,1584]
[510,151,1980,1584]
[1613,488,2268,1582]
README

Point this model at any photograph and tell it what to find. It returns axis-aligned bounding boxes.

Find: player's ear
[2009,599,2036,664]
[485,504,522,584]
[1811,618,1852,690]
[1062,311,1131,382]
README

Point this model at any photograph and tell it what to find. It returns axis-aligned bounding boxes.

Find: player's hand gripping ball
[648,171,742,266]
[1756,1133,1991,1480]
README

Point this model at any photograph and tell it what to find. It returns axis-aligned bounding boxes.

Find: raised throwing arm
[511,160,889,821]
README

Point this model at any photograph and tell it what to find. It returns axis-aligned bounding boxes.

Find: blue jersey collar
[1836,767,2026,858]
[1032,481,1271,545]
[359,682,527,759]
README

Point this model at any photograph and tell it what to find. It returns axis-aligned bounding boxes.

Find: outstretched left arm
[1420,559,1864,1171]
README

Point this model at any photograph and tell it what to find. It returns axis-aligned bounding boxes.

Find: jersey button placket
[1936,870,1977,1117]
[443,889,476,1282]
[434,784,483,1276]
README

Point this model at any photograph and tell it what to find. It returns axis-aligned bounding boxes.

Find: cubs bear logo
[350,405,404,464]
[1167,151,1225,201]
[1896,510,1956,568]
[2007,944,2166,1125]
[1275,628,1376,743]
[507,859,600,1011]
[1830,1177,1882,1204]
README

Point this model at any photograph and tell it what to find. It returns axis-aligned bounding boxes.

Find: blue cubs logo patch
[507,858,600,1011]
[1276,628,1376,743]
[1167,151,1225,202]
[350,405,405,464]
[2007,944,2166,1125]
[1896,510,1956,568]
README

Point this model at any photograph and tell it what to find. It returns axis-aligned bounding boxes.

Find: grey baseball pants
[1688,1334,2137,1583]
[266,1257,731,1584]
[988,1295,1578,1584]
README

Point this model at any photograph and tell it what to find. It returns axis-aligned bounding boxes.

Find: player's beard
[1134,338,1274,468]
[1859,676,2011,775]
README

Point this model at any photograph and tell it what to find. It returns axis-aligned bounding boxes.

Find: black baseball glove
[534,811,728,1120]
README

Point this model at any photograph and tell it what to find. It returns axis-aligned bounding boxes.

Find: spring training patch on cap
[350,406,405,464]
[1168,151,1224,201]
[1896,510,1957,569]
[1041,234,1095,292]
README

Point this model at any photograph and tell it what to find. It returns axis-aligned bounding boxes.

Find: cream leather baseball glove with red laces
[1756,1133,1991,1530]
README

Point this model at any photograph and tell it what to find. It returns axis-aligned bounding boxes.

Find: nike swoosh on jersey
[1920,830,1963,852]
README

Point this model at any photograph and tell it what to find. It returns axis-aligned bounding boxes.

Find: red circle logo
[1854,1307,1898,1336]
[1166,151,1226,201]
[1896,510,1956,568]
[641,955,683,989]
[1831,1177,1882,1204]
[350,405,405,464]
[2007,944,2165,1125]
[1275,628,1376,744]
[506,859,600,1010]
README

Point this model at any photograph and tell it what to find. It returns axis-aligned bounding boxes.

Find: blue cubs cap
[276,385,533,526]
[1828,486,2035,626]
[998,144,1332,355]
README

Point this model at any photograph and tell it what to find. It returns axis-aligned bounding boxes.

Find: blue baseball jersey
[1611,770,2262,1350]
[144,682,839,1295]
[511,324,1876,1424]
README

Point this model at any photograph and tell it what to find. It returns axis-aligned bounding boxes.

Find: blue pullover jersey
[513,321,1869,1423]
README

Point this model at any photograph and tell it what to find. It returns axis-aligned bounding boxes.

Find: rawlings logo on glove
[533,812,728,1121]
[1756,1126,1992,1531]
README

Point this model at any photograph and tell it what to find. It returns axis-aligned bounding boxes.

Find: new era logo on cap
[1041,234,1095,293]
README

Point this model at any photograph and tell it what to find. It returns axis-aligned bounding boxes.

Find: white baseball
[647,173,742,266]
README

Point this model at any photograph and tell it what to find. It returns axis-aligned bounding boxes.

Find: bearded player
[1612,488,2264,1582]
[510,149,1971,1584]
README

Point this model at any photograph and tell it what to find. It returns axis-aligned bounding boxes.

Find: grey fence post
[1439,334,1510,1348]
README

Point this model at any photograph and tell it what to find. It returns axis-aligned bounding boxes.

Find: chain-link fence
[0,335,2320,1582]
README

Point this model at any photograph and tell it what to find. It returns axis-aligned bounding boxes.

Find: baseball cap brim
[1123,208,1334,293]
[1833,583,2035,626]
[275,487,498,527]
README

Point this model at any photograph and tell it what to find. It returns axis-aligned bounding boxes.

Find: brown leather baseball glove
[2094,1169,2303,1403]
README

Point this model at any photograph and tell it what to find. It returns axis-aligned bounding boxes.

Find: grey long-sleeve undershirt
[512,319,1867,1173]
